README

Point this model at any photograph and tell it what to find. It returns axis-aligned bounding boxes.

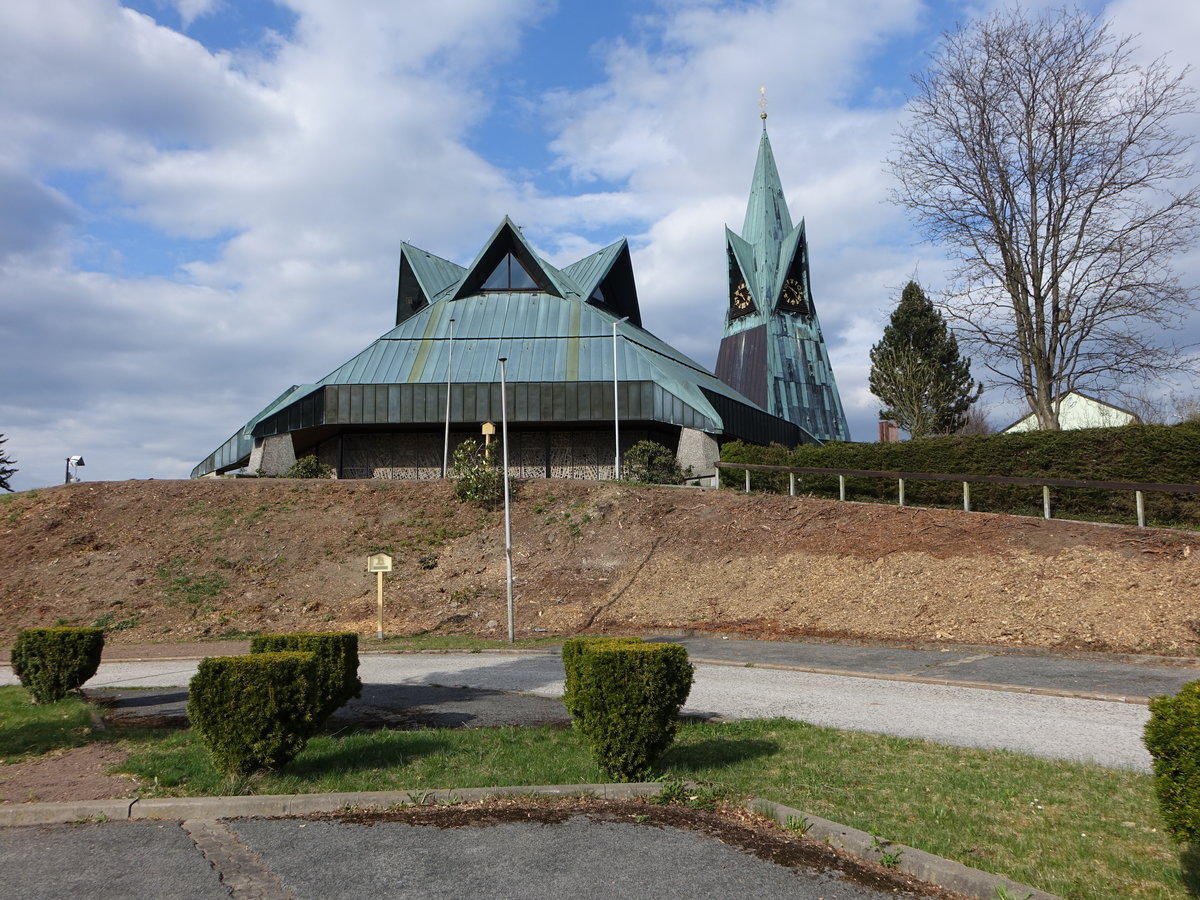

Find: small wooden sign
[367,552,393,573]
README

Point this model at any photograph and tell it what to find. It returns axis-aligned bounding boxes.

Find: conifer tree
[869,282,981,438]
[0,435,16,492]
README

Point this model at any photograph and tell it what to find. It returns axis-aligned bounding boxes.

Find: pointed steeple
[716,115,851,443]
[740,127,793,247]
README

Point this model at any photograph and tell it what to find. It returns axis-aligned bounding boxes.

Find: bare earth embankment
[2,478,1198,654]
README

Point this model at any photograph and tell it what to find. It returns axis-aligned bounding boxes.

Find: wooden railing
[714,462,1200,528]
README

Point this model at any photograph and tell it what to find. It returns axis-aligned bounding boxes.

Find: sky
[2,0,1199,490]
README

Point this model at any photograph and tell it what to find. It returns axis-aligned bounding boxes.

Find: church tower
[715,115,850,443]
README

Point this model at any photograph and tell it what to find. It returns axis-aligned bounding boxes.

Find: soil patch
[0,743,138,803]
[1,478,1197,654]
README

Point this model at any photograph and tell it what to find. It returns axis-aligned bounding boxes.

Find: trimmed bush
[561,636,644,720]
[250,632,362,719]
[565,641,693,781]
[11,627,104,703]
[188,652,321,775]
[1145,681,1200,842]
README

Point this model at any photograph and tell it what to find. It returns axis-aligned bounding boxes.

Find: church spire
[715,108,851,443]
[740,126,793,299]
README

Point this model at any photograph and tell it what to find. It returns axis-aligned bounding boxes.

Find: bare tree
[889,7,1200,430]
[954,404,993,436]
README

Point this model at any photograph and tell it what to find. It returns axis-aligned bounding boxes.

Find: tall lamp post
[612,316,630,480]
[442,318,456,477]
[497,357,514,643]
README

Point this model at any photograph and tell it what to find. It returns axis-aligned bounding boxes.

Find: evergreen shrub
[1145,681,1200,842]
[250,632,362,719]
[561,636,644,719]
[11,627,104,703]
[188,651,322,775]
[565,640,693,781]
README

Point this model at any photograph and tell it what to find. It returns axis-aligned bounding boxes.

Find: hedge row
[562,637,693,781]
[720,422,1200,525]
[11,627,105,704]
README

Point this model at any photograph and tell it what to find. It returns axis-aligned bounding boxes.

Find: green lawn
[1,685,1191,899]
[0,687,98,761]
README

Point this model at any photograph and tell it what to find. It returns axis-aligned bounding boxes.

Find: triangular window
[481,253,538,291]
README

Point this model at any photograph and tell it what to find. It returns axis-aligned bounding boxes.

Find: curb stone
[0,783,660,827]
[1,785,1061,899]
[749,798,1063,900]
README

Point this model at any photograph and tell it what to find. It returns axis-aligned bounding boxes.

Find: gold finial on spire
[759,86,768,122]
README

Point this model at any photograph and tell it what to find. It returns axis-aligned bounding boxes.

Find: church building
[192,121,848,482]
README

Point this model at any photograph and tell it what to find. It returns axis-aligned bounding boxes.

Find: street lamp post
[442,318,456,477]
[497,357,514,643]
[612,316,630,480]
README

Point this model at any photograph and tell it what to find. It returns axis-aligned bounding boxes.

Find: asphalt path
[1,651,1155,770]
[0,817,940,900]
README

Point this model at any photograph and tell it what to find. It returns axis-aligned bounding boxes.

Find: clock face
[780,277,805,311]
[732,281,753,312]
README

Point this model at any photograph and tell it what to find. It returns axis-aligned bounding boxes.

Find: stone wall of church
[317,428,660,481]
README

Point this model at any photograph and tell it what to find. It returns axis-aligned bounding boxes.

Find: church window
[481,253,538,291]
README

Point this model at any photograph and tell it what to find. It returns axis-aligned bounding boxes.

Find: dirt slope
[1,478,1198,654]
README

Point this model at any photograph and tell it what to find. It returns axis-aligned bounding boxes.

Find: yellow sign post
[481,421,496,446]
[366,552,394,640]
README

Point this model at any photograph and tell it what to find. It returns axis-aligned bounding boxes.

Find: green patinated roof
[561,239,624,298]
[193,216,810,475]
[399,244,465,301]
